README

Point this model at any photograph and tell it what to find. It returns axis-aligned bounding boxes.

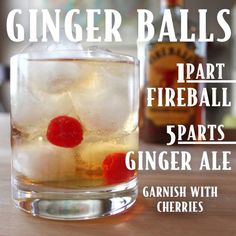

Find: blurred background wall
[0,0,235,62]
[0,0,235,125]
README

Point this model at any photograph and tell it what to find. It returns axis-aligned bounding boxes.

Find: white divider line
[185,80,236,83]
[178,141,236,145]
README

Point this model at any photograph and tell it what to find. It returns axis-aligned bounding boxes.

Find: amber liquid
[11,59,138,189]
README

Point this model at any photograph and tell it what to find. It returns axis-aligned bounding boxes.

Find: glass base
[12,178,138,220]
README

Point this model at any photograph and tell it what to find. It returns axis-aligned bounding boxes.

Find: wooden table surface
[0,113,236,236]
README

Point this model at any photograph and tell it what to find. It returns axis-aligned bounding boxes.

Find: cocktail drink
[11,47,139,220]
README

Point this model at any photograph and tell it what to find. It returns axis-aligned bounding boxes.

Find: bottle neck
[160,0,183,15]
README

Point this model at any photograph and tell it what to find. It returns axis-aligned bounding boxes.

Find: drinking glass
[10,47,139,220]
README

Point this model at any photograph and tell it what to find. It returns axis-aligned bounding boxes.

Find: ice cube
[23,30,83,53]
[20,32,85,94]
[25,60,86,94]
[76,131,138,166]
[13,141,77,182]
[77,141,129,166]
[11,87,75,130]
[70,62,137,135]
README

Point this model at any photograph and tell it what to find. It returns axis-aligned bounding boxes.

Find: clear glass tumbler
[10,48,139,220]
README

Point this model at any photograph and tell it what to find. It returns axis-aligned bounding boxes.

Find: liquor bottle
[139,0,206,144]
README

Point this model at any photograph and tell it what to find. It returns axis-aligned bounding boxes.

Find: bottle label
[168,0,183,7]
[162,0,184,8]
[145,42,200,126]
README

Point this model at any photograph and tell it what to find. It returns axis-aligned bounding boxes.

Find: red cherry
[102,152,135,185]
[46,115,83,148]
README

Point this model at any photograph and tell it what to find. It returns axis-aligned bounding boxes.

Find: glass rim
[11,49,139,65]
